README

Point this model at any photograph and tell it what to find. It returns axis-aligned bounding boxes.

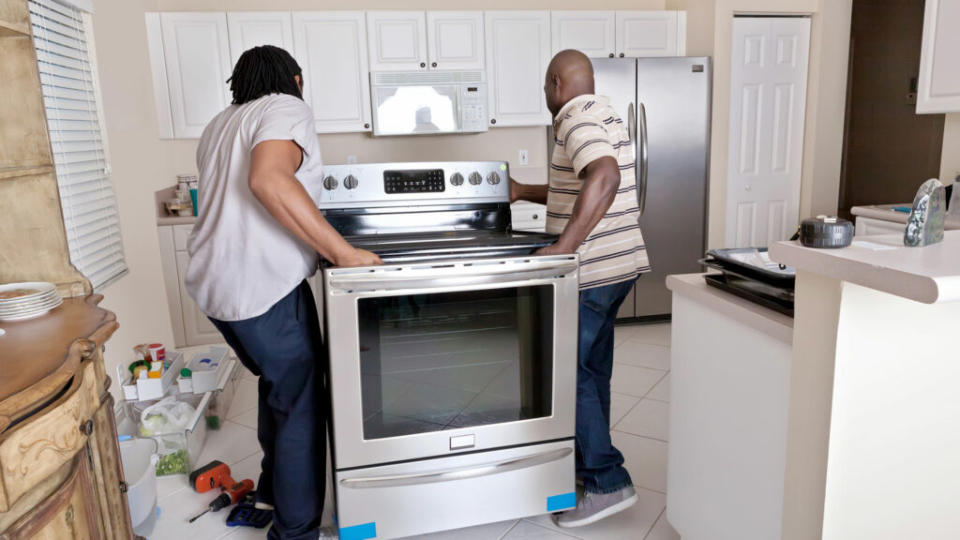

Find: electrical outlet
[347,155,357,164]
[518,149,529,166]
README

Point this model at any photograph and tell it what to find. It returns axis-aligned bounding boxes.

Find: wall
[89,0,674,397]
[942,114,960,185]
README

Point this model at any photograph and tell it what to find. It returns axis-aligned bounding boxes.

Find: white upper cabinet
[426,11,484,70]
[917,0,960,113]
[157,13,232,138]
[366,11,428,71]
[485,11,552,127]
[293,12,372,133]
[226,12,295,67]
[616,11,686,57]
[551,11,616,58]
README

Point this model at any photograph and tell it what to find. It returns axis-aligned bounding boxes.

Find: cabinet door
[175,251,225,346]
[426,11,484,70]
[366,11,427,71]
[854,216,906,237]
[293,12,372,133]
[917,0,960,113]
[4,452,102,540]
[485,11,552,127]
[551,11,616,58]
[159,13,232,138]
[226,12,295,67]
[85,395,132,540]
[616,11,684,57]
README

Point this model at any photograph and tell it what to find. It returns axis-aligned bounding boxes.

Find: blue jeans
[576,279,635,494]
[209,281,325,540]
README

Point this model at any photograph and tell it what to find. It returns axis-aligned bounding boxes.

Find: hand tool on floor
[187,460,255,523]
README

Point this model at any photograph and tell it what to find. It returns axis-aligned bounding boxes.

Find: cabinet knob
[432,62,437,68]
[119,481,129,494]
[609,53,614,58]
[420,62,426,68]
[619,53,625,58]
[364,123,370,129]
[490,118,497,125]
[79,419,94,436]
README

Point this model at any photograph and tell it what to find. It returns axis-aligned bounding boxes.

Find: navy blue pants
[210,280,325,540]
[576,279,635,494]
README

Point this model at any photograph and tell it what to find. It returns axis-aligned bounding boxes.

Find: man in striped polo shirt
[512,49,649,528]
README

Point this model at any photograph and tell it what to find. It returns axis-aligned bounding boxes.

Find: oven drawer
[335,439,575,540]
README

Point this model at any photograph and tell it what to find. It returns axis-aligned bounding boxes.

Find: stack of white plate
[0,282,63,322]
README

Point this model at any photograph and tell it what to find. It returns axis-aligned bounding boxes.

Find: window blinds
[29,0,127,290]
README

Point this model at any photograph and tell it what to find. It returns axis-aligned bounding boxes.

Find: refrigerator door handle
[638,102,649,217]
[628,102,639,214]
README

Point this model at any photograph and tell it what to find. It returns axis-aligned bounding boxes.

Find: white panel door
[551,11,616,58]
[616,11,684,57]
[917,0,960,113]
[226,12,295,67]
[293,12,372,133]
[160,13,232,138]
[726,17,811,248]
[485,11,552,127]
[366,11,428,71]
[175,251,225,346]
[426,11,484,70]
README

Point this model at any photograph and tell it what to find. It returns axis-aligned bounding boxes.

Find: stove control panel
[384,169,445,194]
[318,161,510,209]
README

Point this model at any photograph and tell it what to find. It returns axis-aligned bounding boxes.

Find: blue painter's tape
[547,491,577,512]
[340,522,377,540]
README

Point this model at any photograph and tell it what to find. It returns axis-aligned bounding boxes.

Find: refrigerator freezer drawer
[335,439,576,539]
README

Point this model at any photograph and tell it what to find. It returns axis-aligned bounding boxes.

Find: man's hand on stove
[534,240,576,256]
[334,247,383,267]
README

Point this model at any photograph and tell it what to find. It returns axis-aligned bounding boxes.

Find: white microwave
[370,70,488,136]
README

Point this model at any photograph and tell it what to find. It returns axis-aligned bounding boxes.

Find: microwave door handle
[326,255,579,292]
[638,102,649,218]
[340,447,572,489]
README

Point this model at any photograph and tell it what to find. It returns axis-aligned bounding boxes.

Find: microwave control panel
[460,83,488,133]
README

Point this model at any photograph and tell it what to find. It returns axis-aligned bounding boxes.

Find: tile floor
[148,323,679,540]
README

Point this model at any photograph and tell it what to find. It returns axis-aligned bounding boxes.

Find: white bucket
[119,437,159,530]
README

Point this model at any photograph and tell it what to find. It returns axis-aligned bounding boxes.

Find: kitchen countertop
[156,186,197,225]
[850,203,960,229]
[769,230,960,304]
[666,273,794,344]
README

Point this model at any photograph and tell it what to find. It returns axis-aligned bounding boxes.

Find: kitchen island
[769,231,960,540]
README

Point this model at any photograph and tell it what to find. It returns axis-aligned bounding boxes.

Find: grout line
[498,519,522,539]
[643,507,669,540]
[520,518,583,539]
[613,428,669,445]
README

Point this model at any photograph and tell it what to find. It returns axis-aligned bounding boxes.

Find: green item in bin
[156,448,190,476]
[180,368,192,378]
[206,415,221,430]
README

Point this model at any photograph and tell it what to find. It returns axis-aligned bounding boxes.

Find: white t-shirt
[186,93,323,321]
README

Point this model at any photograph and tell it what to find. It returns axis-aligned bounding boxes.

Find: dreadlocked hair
[228,45,303,105]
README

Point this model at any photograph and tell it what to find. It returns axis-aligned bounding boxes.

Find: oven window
[358,286,554,440]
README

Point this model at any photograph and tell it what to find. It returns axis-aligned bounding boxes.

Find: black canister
[799,216,854,248]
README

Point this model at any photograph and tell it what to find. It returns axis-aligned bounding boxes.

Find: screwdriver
[188,478,254,523]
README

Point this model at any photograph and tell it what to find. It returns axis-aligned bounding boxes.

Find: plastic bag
[138,397,195,476]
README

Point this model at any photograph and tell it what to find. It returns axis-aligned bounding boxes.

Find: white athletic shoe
[552,485,639,528]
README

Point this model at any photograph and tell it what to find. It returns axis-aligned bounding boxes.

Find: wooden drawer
[0,362,99,512]
[173,224,192,251]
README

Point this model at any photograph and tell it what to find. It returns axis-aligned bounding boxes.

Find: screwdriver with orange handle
[187,460,255,523]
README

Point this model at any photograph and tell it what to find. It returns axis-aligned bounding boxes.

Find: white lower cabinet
[159,225,224,347]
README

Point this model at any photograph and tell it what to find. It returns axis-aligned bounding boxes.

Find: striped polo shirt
[548,94,650,290]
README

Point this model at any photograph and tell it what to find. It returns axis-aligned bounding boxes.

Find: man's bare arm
[510,179,549,205]
[248,140,381,267]
[536,156,621,255]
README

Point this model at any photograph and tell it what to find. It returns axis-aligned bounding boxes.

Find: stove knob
[486,171,501,185]
[468,172,483,185]
[343,175,359,190]
[323,176,339,190]
[450,172,464,186]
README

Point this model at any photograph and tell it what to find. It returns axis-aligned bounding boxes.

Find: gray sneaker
[552,485,639,528]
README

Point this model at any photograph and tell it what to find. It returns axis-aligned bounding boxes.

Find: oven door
[324,255,579,470]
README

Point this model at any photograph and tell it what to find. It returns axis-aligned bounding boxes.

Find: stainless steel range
[318,161,579,540]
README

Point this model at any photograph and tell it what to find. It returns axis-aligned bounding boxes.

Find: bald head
[544,49,595,116]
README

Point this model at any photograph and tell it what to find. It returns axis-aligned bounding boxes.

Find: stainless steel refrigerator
[549,57,712,319]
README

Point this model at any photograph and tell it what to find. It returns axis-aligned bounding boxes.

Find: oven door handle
[327,255,579,292]
[339,447,573,489]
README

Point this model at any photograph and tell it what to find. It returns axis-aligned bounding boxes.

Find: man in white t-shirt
[186,45,380,540]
